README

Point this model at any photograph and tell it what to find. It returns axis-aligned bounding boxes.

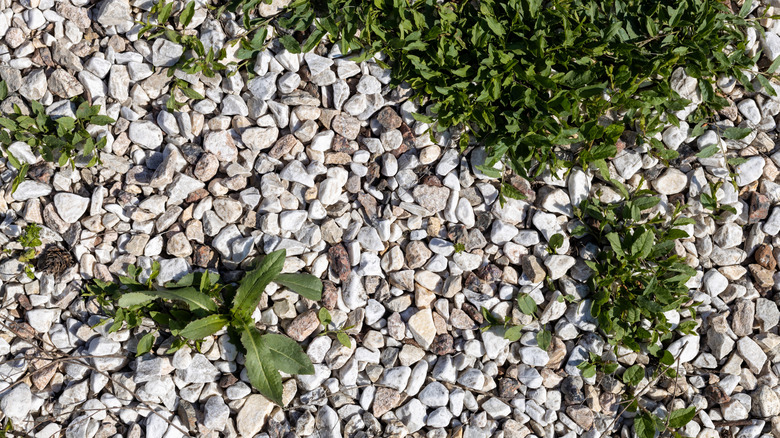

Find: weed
[16,224,42,279]
[571,188,699,437]
[573,188,698,355]
[316,307,353,348]
[280,0,768,182]
[85,249,322,405]
[0,101,113,192]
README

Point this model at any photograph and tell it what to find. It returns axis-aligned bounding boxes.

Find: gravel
[0,1,778,437]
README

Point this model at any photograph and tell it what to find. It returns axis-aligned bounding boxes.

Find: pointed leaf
[274,273,322,301]
[142,287,217,312]
[261,333,315,375]
[136,332,155,356]
[117,292,157,307]
[180,1,195,27]
[240,325,283,405]
[232,250,286,320]
[179,314,230,340]
[668,406,696,428]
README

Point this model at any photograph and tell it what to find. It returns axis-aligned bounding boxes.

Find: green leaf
[668,406,696,428]
[136,332,155,356]
[504,325,523,342]
[622,364,645,386]
[232,250,286,320]
[336,331,351,348]
[757,74,777,97]
[696,144,719,158]
[158,1,174,23]
[180,1,195,27]
[117,292,157,307]
[180,86,204,100]
[240,325,283,405]
[722,127,752,140]
[768,57,780,75]
[261,333,315,375]
[274,273,322,301]
[179,314,230,340]
[635,413,656,438]
[606,232,625,258]
[141,287,217,313]
[536,329,551,350]
[89,115,115,126]
[580,363,597,378]
[278,35,301,53]
[738,0,753,18]
[411,112,434,123]
[517,293,537,315]
[318,307,331,326]
[0,80,6,100]
[548,233,564,250]
[631,230,654,258]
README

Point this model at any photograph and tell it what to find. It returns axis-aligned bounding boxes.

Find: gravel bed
[1,0,780,437]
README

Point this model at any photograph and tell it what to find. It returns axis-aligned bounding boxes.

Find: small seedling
[700,180,737,220]
[453,242,465,253]
[13,223,42,279]
[0,101,113,192]
[316,307,353,348]
[546,233,564,254]
[85,249,322,405]
[479,306,522,341]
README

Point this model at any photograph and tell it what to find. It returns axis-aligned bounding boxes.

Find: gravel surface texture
[1,0,780,438]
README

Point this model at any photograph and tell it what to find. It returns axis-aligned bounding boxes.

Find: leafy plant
[573,189,698,357]
[17,223,42,279]
[316,307,353,348]
[699,180,737,219]
[84,249,322,405]
[480,306,523,341]
[138,0,230,80]
[0,101,113,192]
[279,0,767,181]
[137,0,278,88]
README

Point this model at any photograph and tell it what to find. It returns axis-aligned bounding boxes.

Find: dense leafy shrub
[280,0,764,179]
[85,249,322,405]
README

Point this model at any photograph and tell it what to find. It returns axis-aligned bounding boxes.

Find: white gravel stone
[54,193,89,223]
